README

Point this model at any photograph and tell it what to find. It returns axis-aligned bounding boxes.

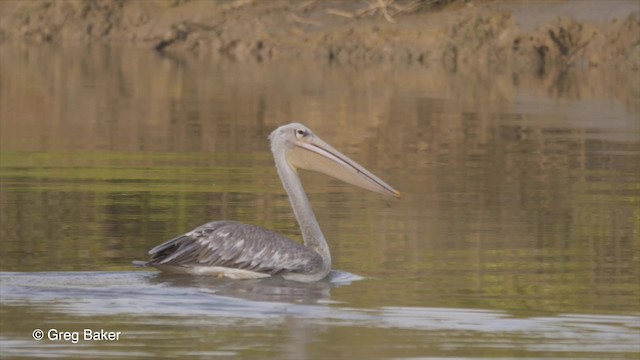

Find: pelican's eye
[295,128,308,139]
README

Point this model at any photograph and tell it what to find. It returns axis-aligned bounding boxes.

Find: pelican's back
[144,221,324,279]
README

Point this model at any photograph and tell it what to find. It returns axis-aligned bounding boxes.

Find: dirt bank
[0,0,638,70]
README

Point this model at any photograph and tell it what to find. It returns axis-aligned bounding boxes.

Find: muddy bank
[0,0,638,70]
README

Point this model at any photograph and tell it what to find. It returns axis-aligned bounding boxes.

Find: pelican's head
[269,123,400,198]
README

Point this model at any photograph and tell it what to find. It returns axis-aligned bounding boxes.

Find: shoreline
[0,0,638,70]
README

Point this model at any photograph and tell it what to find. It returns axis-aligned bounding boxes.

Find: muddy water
[1,46,639,359]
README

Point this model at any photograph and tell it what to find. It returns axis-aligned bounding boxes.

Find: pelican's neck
[273,150,331,271]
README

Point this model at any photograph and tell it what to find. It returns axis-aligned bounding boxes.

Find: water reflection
[1,45,639,358]
[1,271,638,358]
[147,270,361,304]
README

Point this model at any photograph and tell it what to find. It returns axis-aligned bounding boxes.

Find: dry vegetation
[0,0,638,71]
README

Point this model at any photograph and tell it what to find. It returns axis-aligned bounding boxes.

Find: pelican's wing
[145,221,323,275]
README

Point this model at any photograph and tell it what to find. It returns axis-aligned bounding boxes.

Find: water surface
[1,46,639,359]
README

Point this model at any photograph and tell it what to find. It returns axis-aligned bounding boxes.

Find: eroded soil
[0,0,638,71]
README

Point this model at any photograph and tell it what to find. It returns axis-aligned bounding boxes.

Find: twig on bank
[289,12,323,27]
[295,0,318,12]
[326,0,431,24]
[325,8,355,19]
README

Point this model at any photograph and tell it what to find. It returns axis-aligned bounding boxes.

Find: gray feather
[146,221,323,276]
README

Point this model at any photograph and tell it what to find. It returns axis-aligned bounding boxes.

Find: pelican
[136,123,400,282]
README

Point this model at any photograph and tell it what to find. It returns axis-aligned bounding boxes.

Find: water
[1,46,639,359]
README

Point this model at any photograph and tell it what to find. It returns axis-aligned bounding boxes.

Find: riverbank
[0,0,638,71]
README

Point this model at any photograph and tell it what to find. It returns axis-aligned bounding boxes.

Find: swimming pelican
[137,123,400,282]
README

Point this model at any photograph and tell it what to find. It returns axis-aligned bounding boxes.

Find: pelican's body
[138,123,399,282]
